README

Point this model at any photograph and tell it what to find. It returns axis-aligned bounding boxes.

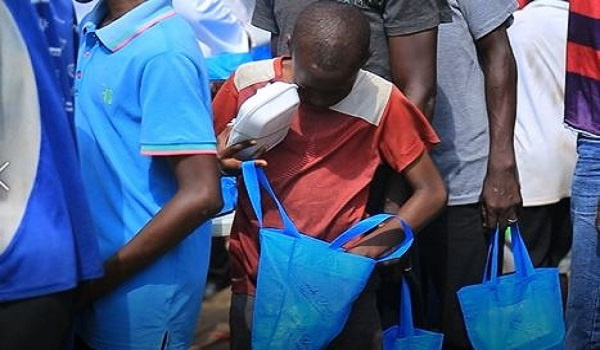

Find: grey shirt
[432,0,517,205]
[252,0,451,80]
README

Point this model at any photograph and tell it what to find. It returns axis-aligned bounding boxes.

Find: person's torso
[432,0,491,205]
[0,0,102,301]
[226,59,397,293]
[509,0,577,205]
[565,0,600,137]
[74,5,211,261]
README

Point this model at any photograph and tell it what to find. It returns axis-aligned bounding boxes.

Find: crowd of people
[0,0,598,349]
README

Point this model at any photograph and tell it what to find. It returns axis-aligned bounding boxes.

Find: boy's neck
[101,0,145,27]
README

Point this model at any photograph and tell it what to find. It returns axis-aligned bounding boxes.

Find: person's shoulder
[233,58,278,91]
[329,70,394,127]
[135,14,204,62]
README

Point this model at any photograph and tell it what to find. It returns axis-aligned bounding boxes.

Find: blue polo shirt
[74,1,216,349]
[0,0,102,301]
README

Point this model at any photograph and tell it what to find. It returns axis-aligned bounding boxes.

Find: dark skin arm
[79,154,223,304]
[388,27,439,120]
[348,152,448,258]
[381,28,439,214]
[476,22,522,230]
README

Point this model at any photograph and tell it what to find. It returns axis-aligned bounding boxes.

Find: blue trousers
[566,137,600,349]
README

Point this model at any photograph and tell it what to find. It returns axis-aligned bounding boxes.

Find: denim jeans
[566,137,600,349]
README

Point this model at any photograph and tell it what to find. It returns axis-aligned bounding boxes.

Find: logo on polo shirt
[102,87,113,105]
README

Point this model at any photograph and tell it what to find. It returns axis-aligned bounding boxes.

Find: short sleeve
[251,0,278,34]
[384,0,448,36]
[379,88,440,172]
[212,74,240,134]
[459,0,518,40]
[139,52,217,156]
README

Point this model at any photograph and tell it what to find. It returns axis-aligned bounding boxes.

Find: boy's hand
[346,221,405,259]
[77,257,124,309]
[217,125,267,175]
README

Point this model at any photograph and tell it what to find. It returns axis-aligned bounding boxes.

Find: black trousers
[419,204,492,350]
[229,274,382,350]
[518,198,572,268]
[0,289,76,350]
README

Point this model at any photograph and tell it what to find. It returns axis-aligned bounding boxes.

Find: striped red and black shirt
[565,0,600,137]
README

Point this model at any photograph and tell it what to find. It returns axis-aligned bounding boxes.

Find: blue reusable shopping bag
[457,225,565,350]
[241,162,414,350]
[383,279,444,350]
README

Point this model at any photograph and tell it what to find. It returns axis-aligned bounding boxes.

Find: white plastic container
[226,81,299,159]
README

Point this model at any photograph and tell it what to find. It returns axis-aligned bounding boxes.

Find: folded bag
[383,279,444,350]
[241,161,414,350]
[457,225,565,350]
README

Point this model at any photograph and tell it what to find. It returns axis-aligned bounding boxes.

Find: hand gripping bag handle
[483,224,535,283]
[329,214,414,263]
[242,161,299,238]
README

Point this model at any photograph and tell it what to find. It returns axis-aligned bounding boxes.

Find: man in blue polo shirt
[0,0,103,348]
[73,0,223,349]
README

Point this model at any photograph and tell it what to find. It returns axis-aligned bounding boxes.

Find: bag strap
[241,161,299,237]
[483,224,535,283]
[329,215,414,263]
[509,224,535,278]
[397,278,416,337]
[483,228,501,283]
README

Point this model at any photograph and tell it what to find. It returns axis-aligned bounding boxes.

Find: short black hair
[290,1,371,72]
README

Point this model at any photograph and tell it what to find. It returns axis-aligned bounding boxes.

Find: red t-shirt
[213,57,439,295]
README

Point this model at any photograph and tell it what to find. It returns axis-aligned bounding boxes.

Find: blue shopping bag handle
[483,224,535,283]
[509,224,535,278]
[242,161,300,238]
[329,215,414,263]
[397,278,416,337]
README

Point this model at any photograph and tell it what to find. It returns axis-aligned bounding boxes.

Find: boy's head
[289,1,370,108]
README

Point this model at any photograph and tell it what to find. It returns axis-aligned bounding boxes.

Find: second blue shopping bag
[242,161,414,349]
[457,225,565,350]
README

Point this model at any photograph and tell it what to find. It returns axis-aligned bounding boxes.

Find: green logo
[102,87,113,105]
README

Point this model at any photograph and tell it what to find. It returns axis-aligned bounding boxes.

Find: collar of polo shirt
[81,0,177,52]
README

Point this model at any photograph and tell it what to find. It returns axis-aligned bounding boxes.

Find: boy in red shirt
[213,2,447,348]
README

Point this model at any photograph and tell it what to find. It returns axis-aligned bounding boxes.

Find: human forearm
[106,188,221,282]
[477,24,522,228]
[479,25,518,170]
[348,152,447,258]
[80,155,222,303]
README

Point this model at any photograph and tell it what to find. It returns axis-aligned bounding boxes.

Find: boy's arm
[80,154,222,304]
[348,151,446,258]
